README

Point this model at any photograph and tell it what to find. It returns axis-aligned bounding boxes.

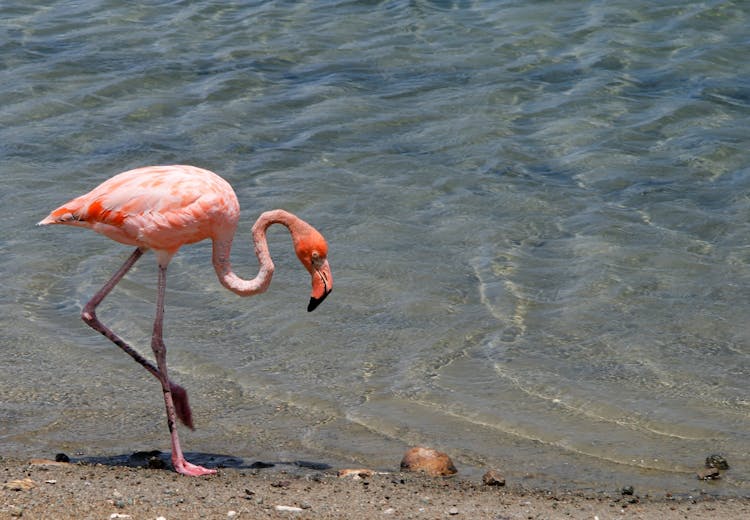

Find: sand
[2,457,748,519]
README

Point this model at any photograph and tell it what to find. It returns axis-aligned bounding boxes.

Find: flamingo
[38,165,333,476]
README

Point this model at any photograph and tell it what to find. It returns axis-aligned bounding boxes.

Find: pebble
[275,505,304,512]
[400,446,457,477]
[448,506,459,515]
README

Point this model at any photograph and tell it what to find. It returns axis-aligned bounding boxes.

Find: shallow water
[2,0,749,495]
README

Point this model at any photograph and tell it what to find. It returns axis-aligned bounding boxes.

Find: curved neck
[212,209,297,296]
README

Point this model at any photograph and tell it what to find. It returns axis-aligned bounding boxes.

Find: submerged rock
[705,454,729,470]
[400,446,457,477]
[482,470,506,487]
[697,467,721,480]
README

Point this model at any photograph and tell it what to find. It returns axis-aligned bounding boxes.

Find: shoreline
[2,456,748,519]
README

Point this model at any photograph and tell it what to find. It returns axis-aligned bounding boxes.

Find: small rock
[109,515,131,519]
[621,485,634,496]
[227,511,238,518]
[705,454,729,470]
[482,470,506,486]
[3,478,36,491]
[400,446,457,477]
[697,467,721,480]
[337,468,375,479]
[448,506,460,515]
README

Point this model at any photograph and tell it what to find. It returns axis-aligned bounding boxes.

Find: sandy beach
[2,456,748,519]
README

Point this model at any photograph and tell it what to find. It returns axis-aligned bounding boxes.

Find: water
[2,0,749,496]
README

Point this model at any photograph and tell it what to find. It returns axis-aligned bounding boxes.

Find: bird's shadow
[67,450,331,473]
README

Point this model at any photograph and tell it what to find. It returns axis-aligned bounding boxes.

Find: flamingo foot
[169,382,194,430]
[173,458,217,477]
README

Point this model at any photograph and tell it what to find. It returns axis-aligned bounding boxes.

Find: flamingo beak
[308,259,332,312]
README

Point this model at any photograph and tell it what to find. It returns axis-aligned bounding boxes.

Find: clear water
[2,1,749,496]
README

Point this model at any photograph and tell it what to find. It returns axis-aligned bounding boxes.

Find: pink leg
[152,263,216,477]
[81,248,194,429]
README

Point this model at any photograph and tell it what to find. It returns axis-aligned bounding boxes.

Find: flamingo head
[292,222,333,312]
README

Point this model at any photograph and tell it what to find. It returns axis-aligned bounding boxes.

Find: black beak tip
[307,289,331,312]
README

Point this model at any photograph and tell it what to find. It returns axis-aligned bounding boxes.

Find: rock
[338,468,375,479]
[621,485,635,496]
[697,467,721,480]
[275,505,304,512]
[705,454,729,470]
[482,470,506,486]
[448,506,460,515]
[400,446,457,477]
[3,478,36,491]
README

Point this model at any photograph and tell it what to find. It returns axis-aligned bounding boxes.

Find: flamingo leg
[152,263,216,477]
[80,247,195,429]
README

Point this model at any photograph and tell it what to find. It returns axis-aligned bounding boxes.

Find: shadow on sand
[64,450,332,474]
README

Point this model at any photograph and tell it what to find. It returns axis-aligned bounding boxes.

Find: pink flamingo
[38,165,333,476]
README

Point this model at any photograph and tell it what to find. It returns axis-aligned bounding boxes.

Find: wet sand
[2,457,748,519]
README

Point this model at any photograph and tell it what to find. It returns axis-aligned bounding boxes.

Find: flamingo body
[40,165,240,264]
[39,165,332,476]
